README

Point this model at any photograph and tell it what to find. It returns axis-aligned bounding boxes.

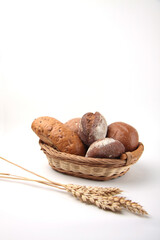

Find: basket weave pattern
[40,141,144,180]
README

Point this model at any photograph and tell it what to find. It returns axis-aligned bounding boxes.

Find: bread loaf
[79,112,107,146]
[107,122,139,152]
[31,116,86,156]
[86,138,125,158]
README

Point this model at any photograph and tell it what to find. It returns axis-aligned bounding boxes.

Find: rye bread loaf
[79,112,107,146]
[86,138,125,158]
[31,116,86,156]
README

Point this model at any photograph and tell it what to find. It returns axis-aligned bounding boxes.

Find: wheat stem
[0,173,65,190]
[0,156,65,189]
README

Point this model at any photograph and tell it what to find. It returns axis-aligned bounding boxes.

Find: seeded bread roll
[107,122,139,152]
[64,118,81,135]
[79,112,107,146]
[86,138,125,158]
[31,116,86,156]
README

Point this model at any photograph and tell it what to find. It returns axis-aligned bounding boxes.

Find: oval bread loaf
[31,116,86,156]
[86,138,125,158]
[79,112,107,146]
[107,122,139,152]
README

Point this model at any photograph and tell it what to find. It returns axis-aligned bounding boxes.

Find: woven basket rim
[39,141,144,168]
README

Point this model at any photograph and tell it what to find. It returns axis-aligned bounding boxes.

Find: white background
[0,0,160,239]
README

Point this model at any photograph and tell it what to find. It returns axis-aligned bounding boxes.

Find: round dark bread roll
[64,118,81,135]
[31,116,86,156]
[85,138,125,158]
[79,112,107,146]
[107,122,139,152]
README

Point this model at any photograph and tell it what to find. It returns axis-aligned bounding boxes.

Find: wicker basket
[39,140,144,181]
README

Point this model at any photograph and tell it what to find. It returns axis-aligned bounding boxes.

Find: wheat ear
[65,186,122,212]
[65,184,122,197]
[107,196,148,215]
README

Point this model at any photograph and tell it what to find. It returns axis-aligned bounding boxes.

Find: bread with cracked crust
[79,112,107,146]
[86,138,125,158]
[31,116,86,156]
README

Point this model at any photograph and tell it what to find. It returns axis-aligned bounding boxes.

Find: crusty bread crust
[31,116,86,156]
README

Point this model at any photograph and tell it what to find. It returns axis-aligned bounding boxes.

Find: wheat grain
[66,185,148,215]
[108,196,148,215]
[65,184,122,197]
[66,186,122,212]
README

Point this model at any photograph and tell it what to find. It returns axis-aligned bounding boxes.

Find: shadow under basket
[39,141,144,181]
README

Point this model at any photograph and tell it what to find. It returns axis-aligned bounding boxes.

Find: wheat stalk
[0,156,65,189]
[0,156,148,216]
[0,173,64,189]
